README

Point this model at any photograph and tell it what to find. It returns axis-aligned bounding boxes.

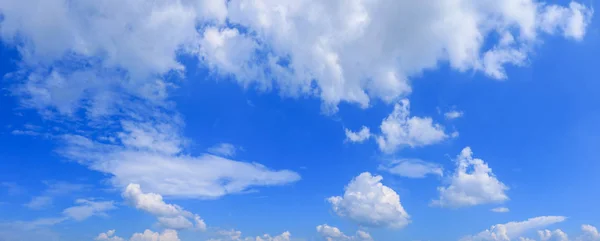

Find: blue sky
[1,0,600,241]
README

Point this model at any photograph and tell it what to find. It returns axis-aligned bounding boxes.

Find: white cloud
[539,229,569,241]
[0,0,591,116]
[378,159,443,178]
[345,126,371,143]
[445,110,464,120]
[24,196,53,209]
[209,229,291,241]
[432,147,509,208]
[491,207,510,213]
[375,99,448,153]
[130,229,181,241]
[62,199,116,221]
[96,229,180,241]
[122,183,206,231]
[461,216,567,241]
[207,143,238,157]
[96,230,125,241]
[580,224,600,241]
[328,172,410,229]
[316,224,373,241]
[58,118,300,199]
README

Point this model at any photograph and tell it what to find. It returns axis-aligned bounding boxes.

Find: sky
[0,0,599,241]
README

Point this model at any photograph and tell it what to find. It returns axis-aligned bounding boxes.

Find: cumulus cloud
[208,229,291,241]
[539,229,569,241]
[491,207,510,213]
[432,147,509,208]
[376,99,449,153]
[580,224,600,241]
[122,184,206,230]
[378,158,443,178]
[0,0,592,116]
[328,172,410,229]
[316,224,373,241]
[95,229,180,241]
[207,143,238,157]
[461,216,567,241]
[345,126,371,143]
[62,199,116,221]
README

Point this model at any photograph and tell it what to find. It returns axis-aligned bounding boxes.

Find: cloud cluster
[96,229,180,241]
[316,224,373,241]
[433,147,509,208]
[346,99,449,153]
[208,229,292,241]
[0,0,593,116]
[122,184,206,230]
[461,216,567,241]
[328,172,410,229]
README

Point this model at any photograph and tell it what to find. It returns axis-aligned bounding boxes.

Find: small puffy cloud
[444,110,464,120]
[539,229,569,241]
[96,230,125,241]
[62,199,116,221]
[24,196,53,209]
[378,159,443,178]
[376,99,448,153]
[432,147,508,208]
[345,126,371,143]
[316,224,373,241]
[328,172,410,229]
[122,184,206,230]
[96,229,180,241]
[207,143,238,157]
[491,207,510,213]
[461,216,567,241]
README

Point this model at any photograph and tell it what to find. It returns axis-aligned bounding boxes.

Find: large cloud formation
[0,0,593,115]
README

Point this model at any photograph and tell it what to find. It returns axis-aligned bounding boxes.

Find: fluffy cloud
[0,0,592,116]
[122,184,206,230]
[580,224,600,240]
[376,99,449,153]
[316,224,373,241]
[207,143,238,157]
[378,158,443,178]
[96,229,180,241]
[491,207,510,213]
[96,230,125,241]
[328,172,410,229]
[345,126,371,143]
[62,199,116,221]
[539,229,569,241]
[432,147,508,208]
[461,216,567,241]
